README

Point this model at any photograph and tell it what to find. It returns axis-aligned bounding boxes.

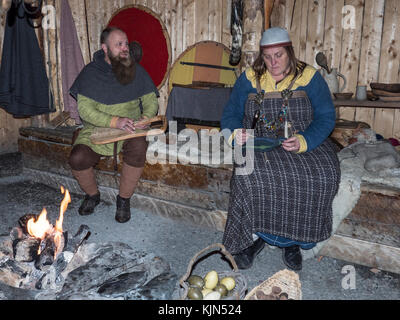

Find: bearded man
[68,27,158,223]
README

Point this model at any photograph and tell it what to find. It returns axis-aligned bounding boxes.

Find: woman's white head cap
[260,27,292,48]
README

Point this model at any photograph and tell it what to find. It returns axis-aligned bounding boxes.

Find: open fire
[0,186,91,292]
[26,186,71,259]
[0,184,176,300]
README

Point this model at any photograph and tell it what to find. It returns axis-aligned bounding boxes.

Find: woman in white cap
[221,27,340,271]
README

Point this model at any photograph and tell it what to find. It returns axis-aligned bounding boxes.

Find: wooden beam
[376,0,400,139]
[320,234,400,275]
[264,0,274,29]
[355,0,385,129]
[241,0,264,70]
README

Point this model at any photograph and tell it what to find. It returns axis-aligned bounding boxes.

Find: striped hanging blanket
[222,91,341,254]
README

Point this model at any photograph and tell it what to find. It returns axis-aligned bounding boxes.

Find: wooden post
[229,0,243,66]
[376,0,400,139]
[338,0,365,122]
[264,0,274,29]
[355,0,384,127]
[240,0,264,71]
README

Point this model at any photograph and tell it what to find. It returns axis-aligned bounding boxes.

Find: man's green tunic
[69,50,159,156]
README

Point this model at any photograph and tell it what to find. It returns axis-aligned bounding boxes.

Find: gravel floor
[0,176,399,300]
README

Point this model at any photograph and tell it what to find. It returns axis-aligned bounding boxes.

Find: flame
[54,187,71,258]
[26,186,71,258]
[27,208,53,240]
[55,186,71,233]
[26,208,52,255]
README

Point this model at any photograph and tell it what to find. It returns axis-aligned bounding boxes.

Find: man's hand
[134,116,150,130]
[116,117,136,133]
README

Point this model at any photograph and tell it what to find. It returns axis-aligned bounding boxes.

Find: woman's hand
[282,136,300,152]
[116,117,136,133]
[234,128,250,146]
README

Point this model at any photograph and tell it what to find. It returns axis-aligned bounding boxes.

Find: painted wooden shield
[168,41,238,92]
[107,5,171,89]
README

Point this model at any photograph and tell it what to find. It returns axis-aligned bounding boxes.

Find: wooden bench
[18,126,400,274]
[18,126,232,231]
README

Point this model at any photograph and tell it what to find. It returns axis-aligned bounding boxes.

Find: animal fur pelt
[302,132,400,259]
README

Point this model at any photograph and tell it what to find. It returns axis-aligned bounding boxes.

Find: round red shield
[107,5,171,89]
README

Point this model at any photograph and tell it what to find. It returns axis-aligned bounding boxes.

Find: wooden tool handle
[133,115,162,126]
[90,115,167,145]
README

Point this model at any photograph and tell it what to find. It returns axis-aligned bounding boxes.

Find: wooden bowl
[367,90,379,101]
[333,92,353,100]
[370,83,400,93]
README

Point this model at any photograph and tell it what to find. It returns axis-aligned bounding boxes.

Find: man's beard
[108,51,136,85]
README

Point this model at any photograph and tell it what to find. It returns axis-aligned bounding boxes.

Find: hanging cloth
[60,0,85,124]
[0,2,54,117]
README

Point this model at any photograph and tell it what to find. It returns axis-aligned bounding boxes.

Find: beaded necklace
[253,85,297,138]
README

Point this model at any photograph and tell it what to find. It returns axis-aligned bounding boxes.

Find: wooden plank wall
[0,0,232,153]
[271,0,400,139]
[1,0,400,154]
[66,0,232,117]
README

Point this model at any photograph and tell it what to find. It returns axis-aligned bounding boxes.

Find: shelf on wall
[333,99,400,109]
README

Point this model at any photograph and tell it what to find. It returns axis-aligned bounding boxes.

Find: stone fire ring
[0,226,177,300]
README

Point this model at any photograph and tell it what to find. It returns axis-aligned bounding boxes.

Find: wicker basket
[244,269,302,300]
[174,243,248,300]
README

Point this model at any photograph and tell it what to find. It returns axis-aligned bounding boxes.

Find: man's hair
[100,26,124,45]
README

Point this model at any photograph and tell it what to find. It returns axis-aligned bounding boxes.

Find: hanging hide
[0,1,54,117]
[229,0,244,66]
[60,0,85,125]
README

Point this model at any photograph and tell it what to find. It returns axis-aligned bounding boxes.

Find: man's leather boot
[282,245,302,271]
[72,167,100,216]
[79,193,100,216]
[115,194,131,223]
[232,238,265,270]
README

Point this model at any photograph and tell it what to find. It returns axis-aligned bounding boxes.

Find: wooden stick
[90,115,167,145]
[133,115,164,127]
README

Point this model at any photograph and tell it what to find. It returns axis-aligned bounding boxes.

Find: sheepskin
[302,130,400,259]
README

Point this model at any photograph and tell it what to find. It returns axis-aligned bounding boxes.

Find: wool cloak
[69,50,158,105]
[0,2,54,116]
